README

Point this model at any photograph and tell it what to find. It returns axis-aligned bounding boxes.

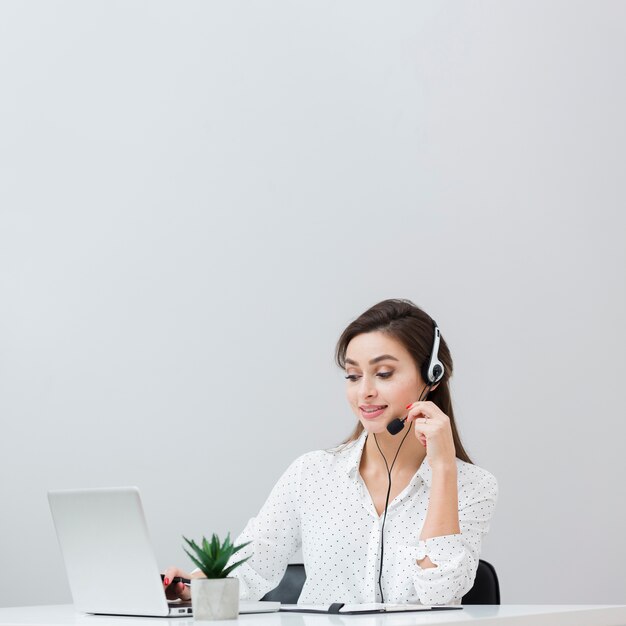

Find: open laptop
[48,486,280,617]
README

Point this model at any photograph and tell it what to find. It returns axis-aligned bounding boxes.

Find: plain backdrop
[1,0,625,608]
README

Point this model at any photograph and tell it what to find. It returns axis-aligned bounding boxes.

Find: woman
[163,299,498,606]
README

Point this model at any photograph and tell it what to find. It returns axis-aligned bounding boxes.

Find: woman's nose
[359,376,378,398]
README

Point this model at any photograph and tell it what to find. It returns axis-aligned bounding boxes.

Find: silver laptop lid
[48,486,171,617]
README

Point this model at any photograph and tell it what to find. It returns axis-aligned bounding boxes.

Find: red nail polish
[164,578,169,586]
[406,404,412,409]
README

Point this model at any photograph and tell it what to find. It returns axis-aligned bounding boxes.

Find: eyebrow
[344,354,399,366]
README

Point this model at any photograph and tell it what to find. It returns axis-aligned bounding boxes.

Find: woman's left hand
[405,401,456,470]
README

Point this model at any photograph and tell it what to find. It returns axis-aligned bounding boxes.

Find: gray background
[1,0,625,608]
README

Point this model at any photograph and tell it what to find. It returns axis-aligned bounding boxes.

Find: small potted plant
[183,533,252,620]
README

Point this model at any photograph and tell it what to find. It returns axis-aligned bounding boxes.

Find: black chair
[261,563,307,603]
[261,559,500,605]
[461,560,500,604]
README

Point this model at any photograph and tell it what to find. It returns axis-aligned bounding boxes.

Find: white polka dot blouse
[227,429,498,606]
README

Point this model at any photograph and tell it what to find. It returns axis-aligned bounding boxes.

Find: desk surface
[1,604,626,626]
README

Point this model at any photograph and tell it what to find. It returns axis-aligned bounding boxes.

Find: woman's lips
[360,406,387,419]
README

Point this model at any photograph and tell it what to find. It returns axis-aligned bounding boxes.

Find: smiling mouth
[360,405,388,418]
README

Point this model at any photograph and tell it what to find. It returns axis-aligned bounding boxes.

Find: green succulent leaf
[183,536,199,553]
[222,555,252,578]
[182,533,253,579]
[223,534,232,552]
[231,540,252,556]
[212,549,232,574]
[202,536,212,559]
[183,549,206,575]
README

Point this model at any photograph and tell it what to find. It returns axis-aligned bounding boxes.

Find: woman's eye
[344,372,393,382]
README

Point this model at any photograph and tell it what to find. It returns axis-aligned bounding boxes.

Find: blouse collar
[333,428,433,486]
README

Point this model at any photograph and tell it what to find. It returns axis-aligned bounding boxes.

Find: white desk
[0,605,625,626]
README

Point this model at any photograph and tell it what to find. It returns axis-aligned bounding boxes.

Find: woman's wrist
[429,459,457,475]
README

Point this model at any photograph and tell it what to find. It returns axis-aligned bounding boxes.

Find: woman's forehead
[345,331,410,362]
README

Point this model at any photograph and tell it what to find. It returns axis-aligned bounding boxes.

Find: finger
[162,567,178,587]
[407,401,441,419]
[412,420,435,439]
[162,567,191,587]
[413,423,427,446]
[406,405,435,422]
[176,581,190,601]
[407,401,430,411]
[164,579,188,600]
[407,413,434,426]
[166,567,193,579]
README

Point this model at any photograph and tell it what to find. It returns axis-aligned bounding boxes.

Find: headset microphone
[386,320,445,436]
[386,416,407,435]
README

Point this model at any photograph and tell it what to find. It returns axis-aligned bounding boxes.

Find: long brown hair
[335,298,473,464]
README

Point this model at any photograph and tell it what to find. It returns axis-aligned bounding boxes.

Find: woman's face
[344,331,425,434]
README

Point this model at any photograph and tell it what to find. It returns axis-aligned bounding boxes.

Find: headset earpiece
[421,321,445,385]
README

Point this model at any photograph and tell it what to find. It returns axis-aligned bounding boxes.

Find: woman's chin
[360,418,390,434]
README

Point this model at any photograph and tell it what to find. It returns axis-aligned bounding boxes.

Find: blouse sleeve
[225,454,305,600]
[395,470,498,605]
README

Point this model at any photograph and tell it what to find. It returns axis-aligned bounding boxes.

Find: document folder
[280,602,463,614]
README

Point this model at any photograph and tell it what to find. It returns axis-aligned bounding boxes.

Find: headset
[386,320,445,435]
[374,318,445,603]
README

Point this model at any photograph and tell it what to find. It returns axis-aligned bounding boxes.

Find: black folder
[280,602,464,614]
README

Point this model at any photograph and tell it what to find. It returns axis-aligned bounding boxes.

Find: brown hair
[335,298,473,464]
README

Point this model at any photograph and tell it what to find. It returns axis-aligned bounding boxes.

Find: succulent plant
[183,533,252,579]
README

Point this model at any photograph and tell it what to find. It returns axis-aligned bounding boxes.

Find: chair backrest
[461,559,500,604]
[261,563,306,604]
[261,559,500,605]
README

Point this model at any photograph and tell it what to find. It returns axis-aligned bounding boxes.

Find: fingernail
[164,578,169,586]
[406,404,412,409]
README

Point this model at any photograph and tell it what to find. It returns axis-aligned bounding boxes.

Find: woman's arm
[417,463,460,569]
[161,455,305,602]
[222,454,305,600]
[404,401,461,570]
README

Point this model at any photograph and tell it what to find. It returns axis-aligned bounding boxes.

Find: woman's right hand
[162,566,197,602]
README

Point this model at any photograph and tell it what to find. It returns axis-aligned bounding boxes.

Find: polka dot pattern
[227,430,498,606]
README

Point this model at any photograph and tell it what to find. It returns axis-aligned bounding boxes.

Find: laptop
[48,486,280,617]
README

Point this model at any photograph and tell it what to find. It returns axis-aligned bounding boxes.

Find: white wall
[1,0,625,608]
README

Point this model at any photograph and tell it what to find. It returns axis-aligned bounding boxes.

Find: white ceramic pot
[191,577,240,620]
